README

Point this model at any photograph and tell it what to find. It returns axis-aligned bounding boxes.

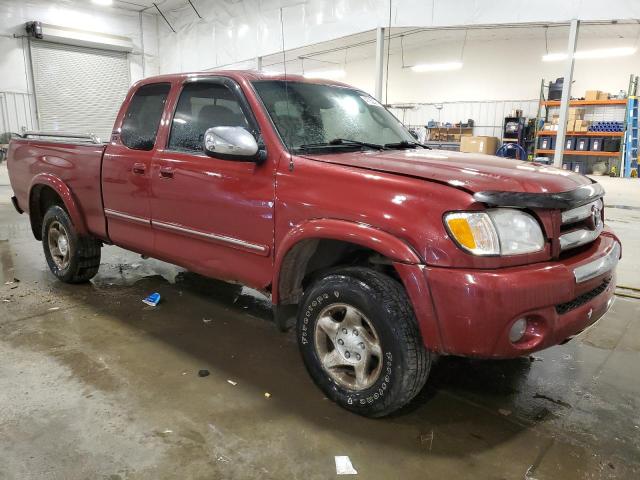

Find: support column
[256,56,263,72]
[554,19,580,168]
[374,26,385,102]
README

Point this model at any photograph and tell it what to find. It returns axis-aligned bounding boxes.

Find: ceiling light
[541,52,568,62]
[91,0,113,5]
[410,62,463,72]
[303,69,346,79]
[542,47,637,62]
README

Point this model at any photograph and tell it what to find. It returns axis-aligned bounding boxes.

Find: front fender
[272,218,421,304]
[273,218,444,351]
[29,173,88,236]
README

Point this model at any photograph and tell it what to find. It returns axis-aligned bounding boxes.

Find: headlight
[444,209,545,256]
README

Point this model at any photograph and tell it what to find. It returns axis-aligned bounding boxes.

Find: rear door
[150,77,276,288]
[102,82,171,254]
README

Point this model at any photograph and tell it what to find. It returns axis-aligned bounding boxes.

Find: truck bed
[8,136,108,240]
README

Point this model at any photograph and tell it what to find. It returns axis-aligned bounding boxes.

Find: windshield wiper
[299,138,385,151]
[384,140,431,150]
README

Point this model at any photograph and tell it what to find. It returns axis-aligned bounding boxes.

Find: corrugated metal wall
[0,91,37,142]
[390,99,540,138]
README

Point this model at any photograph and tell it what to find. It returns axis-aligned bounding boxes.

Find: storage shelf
[537,131,624,137]
[542,99,628,106]
[535,149,620,157]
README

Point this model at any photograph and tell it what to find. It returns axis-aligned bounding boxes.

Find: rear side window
[121,83,171,151]
[168,82,250,153]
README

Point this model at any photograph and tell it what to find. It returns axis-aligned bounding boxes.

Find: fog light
[509,318,528,343]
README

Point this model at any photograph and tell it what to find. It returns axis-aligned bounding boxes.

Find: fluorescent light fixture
[542,47,637,62]
[303,69,346,79]
[410,62,463,73]
[91,0,113,5]
[541,52,568,62]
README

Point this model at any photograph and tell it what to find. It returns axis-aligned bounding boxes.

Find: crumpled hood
[302,148,592,194]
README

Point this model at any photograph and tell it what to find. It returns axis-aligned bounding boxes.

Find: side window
[168,82,250,153]
[121,83,171,151]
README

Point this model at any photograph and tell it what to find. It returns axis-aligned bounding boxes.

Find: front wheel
[42,205,101,283]
[297,267,431,417]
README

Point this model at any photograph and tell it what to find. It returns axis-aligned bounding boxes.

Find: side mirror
[203,126,259,161]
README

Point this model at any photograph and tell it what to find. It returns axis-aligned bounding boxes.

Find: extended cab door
[150,77,276,288]
[102,82,171,254]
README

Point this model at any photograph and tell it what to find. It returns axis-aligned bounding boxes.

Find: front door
[150,78,276,289]
[102,82,171,254]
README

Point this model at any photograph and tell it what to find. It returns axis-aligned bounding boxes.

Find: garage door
[30,41,130,142]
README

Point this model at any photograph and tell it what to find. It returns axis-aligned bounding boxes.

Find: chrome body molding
[104,208,151,225]
[573,242,620,283]
[152,220,269,255]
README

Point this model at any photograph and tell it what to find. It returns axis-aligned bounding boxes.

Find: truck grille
[555,277,611,315]
[559,199,604,252]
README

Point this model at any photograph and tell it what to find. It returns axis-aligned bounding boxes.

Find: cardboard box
[460,136,499,155]
[597,91,609,100]
[566,119,575,131]
[574,119,590,131]
[585,90,601,101]
[568,107,584,119]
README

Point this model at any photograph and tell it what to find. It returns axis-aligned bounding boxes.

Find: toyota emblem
[590,204,602,230]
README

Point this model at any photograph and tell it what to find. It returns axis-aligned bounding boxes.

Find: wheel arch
[28,174,88,240]
[272,219,421,306]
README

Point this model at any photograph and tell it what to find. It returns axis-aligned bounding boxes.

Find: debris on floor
[142,292,161,307]
[203,318,213,324]
[227,379,238,386]
[498,408,512,416]
[335,456,358,475]
[264,392,271,398]
[533,393,571,408]
[419,430,435,451]
[198,369,210,377]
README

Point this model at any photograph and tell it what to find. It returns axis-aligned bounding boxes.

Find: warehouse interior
[1,1,639,479]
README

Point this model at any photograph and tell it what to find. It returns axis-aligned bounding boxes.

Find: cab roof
[135,70,352,89]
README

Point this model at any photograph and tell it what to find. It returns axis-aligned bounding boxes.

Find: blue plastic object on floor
[142,292,161,307]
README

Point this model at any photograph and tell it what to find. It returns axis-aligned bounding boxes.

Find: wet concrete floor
[1,167,639,479]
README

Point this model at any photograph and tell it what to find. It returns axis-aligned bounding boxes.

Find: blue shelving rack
[623,95,638,177]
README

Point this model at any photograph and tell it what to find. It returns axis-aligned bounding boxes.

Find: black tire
[297,267,430,417]
[42,205,101,283]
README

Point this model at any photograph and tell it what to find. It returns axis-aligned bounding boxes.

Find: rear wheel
[42,205,101,283]
[297,267,431,417]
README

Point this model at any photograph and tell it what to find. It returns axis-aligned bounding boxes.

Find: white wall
[343,34,640,104]
[0,0,159,136]
[157,0,640,74]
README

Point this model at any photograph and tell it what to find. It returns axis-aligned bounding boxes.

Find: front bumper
[397,230,620,358]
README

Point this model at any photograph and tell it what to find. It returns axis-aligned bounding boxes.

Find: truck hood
[301,148,592,194]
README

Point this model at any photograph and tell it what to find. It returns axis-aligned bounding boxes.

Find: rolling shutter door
[30,41,130,141]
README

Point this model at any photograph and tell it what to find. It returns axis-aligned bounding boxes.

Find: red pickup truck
[7,71,620,417]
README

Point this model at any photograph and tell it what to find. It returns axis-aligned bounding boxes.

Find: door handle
[132,163,146,175]
[159,166,174,179]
